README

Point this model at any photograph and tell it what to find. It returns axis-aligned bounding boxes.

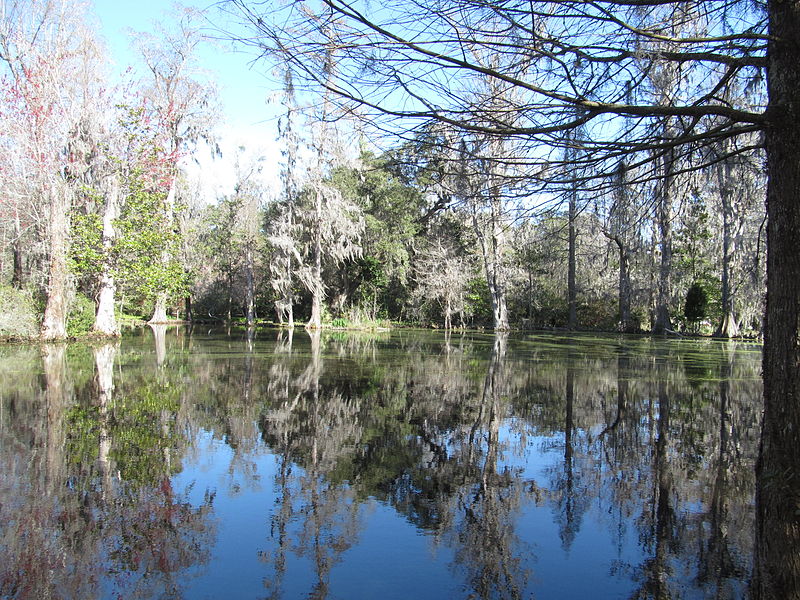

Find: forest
[2,0,800,597]
[0,0,767,340]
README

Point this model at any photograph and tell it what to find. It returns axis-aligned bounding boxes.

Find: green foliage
[331,317,349,328]
[676,194,714,281]
[65,378,184,486]
[465,277,493,326]
[67,293,96,337]
[114,171,188,312]
[65,404,102,466]
[0,285,40,339]
[69,210,104,279]
[577,297,619,330]
[684,281,709,329]
[331,151,424,295]
[109,382,183,485]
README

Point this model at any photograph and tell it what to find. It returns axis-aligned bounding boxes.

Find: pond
[0,327,762,599]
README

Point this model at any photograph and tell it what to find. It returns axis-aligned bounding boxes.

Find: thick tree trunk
[473,197,509,332]
[610,161,635,333]
[149,292,169,324]
[184,295,193,323]
[226,268,234,322]
[94,178,119,336]
[753,2,800,597]
[41,185,71,341]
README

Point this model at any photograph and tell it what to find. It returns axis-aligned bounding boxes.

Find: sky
[91,0,285,202]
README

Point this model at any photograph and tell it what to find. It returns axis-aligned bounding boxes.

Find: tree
[602,161,639,332]
[224,0,800,596]
[0,0,106,340]
[132,6,218,323]
[684,281,709,333]
[412,233,472,329]
[295,178,364,329]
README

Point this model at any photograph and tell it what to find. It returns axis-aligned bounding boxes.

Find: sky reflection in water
[0,327,762,599]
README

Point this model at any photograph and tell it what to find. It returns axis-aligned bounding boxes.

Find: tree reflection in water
[0,330,761,599]
[0,338,216,600]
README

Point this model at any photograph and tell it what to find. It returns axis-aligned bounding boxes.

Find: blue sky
[91,0,284,200]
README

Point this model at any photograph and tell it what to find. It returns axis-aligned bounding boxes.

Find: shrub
[0,285,40,339]
[684,281,709,332]
[67,293,96,337]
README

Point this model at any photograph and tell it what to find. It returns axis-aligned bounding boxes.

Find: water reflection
[0,331,760,599]
[0,340,215,600]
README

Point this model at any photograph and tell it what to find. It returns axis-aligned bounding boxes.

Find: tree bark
[93,177,119,336]
[245,245,255,326]
[149,292,169,324]
[653,143,674,335]
[568,187,578,330]
[307,193,324,330]
[617,240,633,332]
[41,185,71,341]
[149,180,176,325]
[716,157,740,338]
[753,1,800,597]
[473,192,509,332]
[11,210,23,288]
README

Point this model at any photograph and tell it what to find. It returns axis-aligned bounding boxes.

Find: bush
[684,281,709,332]
[0,285,40,339]
[67,293,96,337]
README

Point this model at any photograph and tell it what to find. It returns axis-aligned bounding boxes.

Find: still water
[0,327,762,599]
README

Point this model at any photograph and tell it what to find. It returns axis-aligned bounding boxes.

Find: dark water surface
[0,327,762,599]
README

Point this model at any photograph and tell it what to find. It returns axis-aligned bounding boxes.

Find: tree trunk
[490,187,509,332]
[716,159,740,338]
[94,178,119,336]
[184,295,193,323]
[149,292,169,324]
[473,194,509,332]
[226,267,234,322]
[41,185,71,341]
[245,245,255,326]
[611,161,635,333]
[307,204,323,330]
[618,241,633,332]
[568,188,578,330]
[653,144,674,335]
[149,180,176,325]
[11,210,23,288]
[753,2,800,596]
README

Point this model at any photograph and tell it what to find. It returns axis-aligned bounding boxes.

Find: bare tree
[412,234,472,329]
[221,0,800,595]
[0,0,107,340]
[132,6,218,323]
